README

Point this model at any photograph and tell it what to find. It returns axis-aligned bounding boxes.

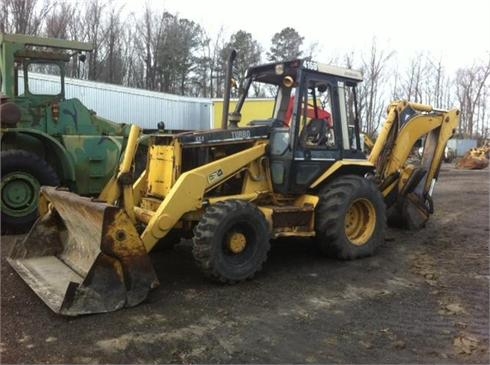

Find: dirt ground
[1,165,489,364]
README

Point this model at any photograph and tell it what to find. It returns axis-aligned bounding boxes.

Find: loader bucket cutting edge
[7,186,159,316]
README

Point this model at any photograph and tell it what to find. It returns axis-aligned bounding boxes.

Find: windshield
[233,76,293,126]
[24,62,63,96]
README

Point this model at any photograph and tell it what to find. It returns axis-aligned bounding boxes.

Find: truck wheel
[1,150,60,234]
[192,200,270,283]
[315,175,386,259]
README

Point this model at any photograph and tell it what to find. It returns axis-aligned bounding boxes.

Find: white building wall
[18,72,212,130]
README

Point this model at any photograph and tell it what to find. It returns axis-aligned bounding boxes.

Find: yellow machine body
[7,56,460,316]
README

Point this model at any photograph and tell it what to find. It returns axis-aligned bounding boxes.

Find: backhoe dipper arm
[368,100,460,228]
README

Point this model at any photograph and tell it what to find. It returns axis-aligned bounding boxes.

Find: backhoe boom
[369,101,460,228]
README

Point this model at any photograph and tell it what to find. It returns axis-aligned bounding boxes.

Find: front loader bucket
[7,187,159,316]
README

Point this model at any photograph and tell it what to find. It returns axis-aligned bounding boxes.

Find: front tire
[192,200,270,283]
[315,175,386,259]
[1,150,60,234]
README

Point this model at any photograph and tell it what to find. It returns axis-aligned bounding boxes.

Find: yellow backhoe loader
[7,54,459,316]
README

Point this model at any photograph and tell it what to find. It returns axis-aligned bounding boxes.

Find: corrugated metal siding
[18,72,212,130]
[447,139,478,157]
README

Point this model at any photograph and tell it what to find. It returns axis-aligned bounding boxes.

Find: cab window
[339,81,360,151]
[298,80,335,149]
[25,62,62,95]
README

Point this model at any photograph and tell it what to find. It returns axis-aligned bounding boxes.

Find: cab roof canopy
[246,59,363,85]
[0,33,93,52]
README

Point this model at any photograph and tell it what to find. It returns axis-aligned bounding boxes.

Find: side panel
[61,135,124,195]
[54,99,128,136]
[309,160,375,189]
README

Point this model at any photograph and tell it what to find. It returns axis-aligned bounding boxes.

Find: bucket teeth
[7,186,159,316]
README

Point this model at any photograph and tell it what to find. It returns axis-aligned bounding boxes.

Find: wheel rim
[227,231,247,254]
[223,222,256,263]
[1,171,40,217]
[344,198,376,246]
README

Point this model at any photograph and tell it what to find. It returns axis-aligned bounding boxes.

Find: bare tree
[190,30,212,97]
[456,57,490,137]
[427,58,444,107]
[304,41,321,61]
[121,17,143,88]
[478,86,488,140]
[45,2,75,39]
[1,0,487,133]
[81,0,107,81]
[98,5,127,84]
[400,53,428,103]
[137,6,155,90]
[134,5,169,91]
[1,0,53,35]
[398,56,455,109]
[357,39,394,136]
[209,27,228,98]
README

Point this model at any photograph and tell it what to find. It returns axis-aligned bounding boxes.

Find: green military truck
[0,33,133,233]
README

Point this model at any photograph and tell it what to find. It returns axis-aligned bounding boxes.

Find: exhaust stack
[221,49,237,130]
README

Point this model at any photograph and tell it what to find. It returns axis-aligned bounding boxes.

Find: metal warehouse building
[20,73,213,130]
[20,73,276,130]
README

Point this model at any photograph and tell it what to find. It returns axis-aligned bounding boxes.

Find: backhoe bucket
[7,187,159,316]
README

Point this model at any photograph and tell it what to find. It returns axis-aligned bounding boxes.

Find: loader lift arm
[138,141,268,252]
[7,125,271,315]
[369,100,460,228]
[102,124,272,251]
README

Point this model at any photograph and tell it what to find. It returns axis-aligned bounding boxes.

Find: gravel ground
[1,164,489,364]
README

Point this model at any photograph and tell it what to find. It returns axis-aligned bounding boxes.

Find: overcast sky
[118,0,489,73]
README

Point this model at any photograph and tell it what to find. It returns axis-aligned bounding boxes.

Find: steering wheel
[301,119,328,145]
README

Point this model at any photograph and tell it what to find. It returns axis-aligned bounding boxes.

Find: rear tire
[192,200,270,283]
[1,150,60,234]
[315,175,386,259]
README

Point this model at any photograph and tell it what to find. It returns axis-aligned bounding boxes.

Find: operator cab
[234,59,365,194]
[0,33,91,107]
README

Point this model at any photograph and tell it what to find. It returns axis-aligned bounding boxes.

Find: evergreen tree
[267,27,304,62]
